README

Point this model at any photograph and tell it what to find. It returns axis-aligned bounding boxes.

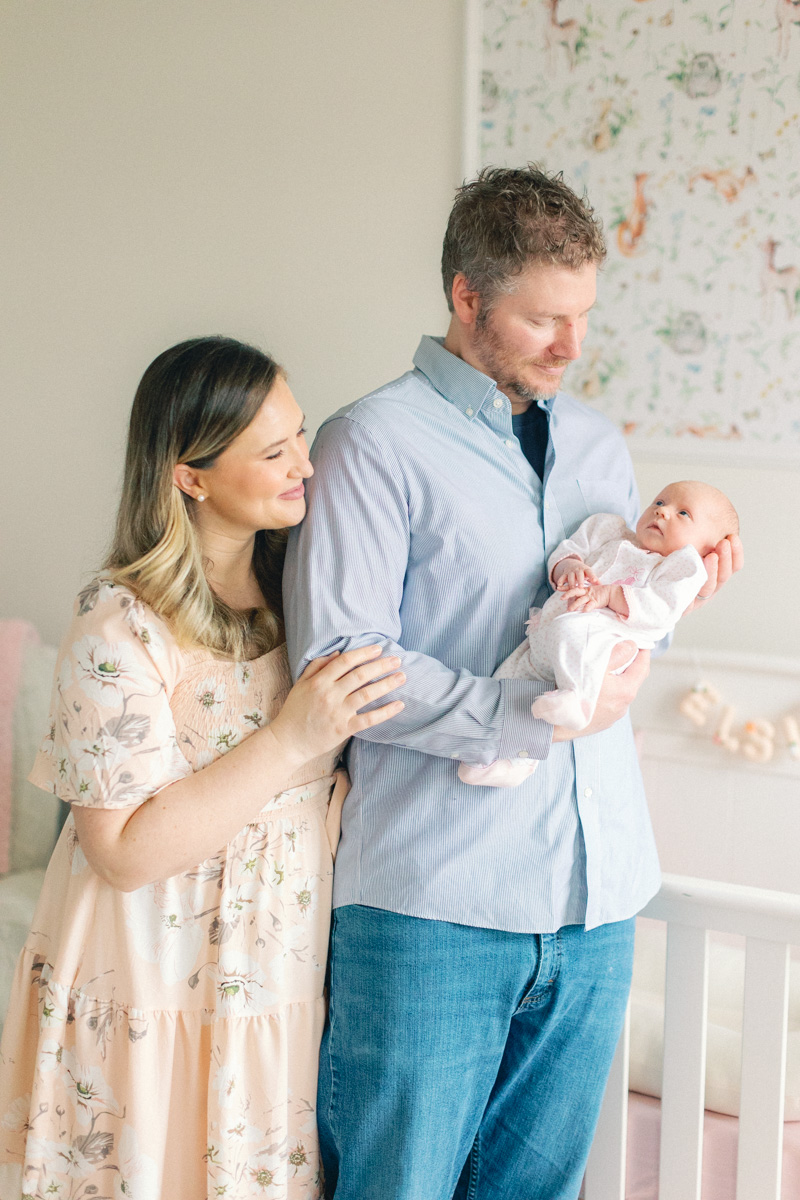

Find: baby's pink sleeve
[620,547,707,636]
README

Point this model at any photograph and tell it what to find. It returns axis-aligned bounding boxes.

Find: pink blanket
[0,620,40,874]
[626,1092,800,1199]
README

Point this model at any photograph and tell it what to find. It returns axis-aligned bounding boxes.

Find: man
[283,166,741,1200]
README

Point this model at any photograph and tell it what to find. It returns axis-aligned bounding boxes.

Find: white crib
[585,873,800,1200]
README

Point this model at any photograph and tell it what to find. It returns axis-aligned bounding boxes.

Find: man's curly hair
[441,164,606,313]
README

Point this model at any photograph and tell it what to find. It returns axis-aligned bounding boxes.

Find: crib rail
[584,874,800,1200]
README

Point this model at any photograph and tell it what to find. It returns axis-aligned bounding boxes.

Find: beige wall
[1,0,462,644]
[1,1,795,656]
[633,458,796,658]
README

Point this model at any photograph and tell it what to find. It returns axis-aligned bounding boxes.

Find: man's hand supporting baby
[686,532,744,612]
[550,642,649,743]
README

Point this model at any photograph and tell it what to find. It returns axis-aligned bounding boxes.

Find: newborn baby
[459,480,739,787]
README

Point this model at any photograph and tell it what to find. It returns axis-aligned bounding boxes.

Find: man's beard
[473,311,567,403]
[505,378,557,404]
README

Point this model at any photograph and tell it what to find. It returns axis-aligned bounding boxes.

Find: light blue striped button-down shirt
[284,336,661,933]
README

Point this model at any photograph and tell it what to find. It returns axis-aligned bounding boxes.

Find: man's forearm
[296,631,553,765]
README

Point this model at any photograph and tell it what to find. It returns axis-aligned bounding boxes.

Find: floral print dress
[0,580,341,1200]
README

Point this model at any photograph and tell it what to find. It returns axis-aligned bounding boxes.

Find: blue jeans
[318,905,635,1200]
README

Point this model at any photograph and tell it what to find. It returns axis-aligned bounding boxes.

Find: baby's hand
[564,583,611,613]
[554,557,600,591]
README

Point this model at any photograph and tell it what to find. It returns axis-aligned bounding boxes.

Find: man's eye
[297,427,307,437]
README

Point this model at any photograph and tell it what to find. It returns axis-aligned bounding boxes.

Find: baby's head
[636,480,739,557]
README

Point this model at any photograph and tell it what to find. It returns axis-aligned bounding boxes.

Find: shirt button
[517,749,529,759]
[493,397,503,409]
[545,501,551,510]
[584,786,593,798]
[466,407,474,416]
[505,439,514,448]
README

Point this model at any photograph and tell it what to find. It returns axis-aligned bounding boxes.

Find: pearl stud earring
[197,494,205,502]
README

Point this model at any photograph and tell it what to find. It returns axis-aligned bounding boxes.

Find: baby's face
[636,482,724,557]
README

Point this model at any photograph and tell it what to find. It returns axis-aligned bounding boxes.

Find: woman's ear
[173,463,202,499]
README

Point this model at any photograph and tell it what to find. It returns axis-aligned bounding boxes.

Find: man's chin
[513,379,562,404]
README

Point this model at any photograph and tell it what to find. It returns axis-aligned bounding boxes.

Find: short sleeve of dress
[28,579,192,809]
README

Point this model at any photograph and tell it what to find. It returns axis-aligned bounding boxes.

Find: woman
[0,338,405,1199]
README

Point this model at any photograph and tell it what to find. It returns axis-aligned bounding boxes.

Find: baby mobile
[679,683,800,765]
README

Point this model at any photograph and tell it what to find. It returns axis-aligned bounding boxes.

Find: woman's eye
[265,449,284,461]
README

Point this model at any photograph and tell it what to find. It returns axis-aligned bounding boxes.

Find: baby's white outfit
[459,513,707,787]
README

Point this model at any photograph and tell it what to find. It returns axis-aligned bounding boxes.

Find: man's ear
[450,273,483,328]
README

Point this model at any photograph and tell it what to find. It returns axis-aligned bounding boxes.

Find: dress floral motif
[0,580,338,1200]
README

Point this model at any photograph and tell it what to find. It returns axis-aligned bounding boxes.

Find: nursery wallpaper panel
[475,0,800,459]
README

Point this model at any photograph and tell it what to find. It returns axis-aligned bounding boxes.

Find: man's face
[468,261,597,407]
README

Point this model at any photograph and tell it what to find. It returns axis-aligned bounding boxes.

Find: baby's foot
[531,690,593,731]
[458,758,539,787]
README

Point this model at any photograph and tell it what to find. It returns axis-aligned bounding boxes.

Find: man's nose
[552,321,582,361]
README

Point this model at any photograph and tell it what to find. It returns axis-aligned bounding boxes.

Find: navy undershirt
[511,402,550,483]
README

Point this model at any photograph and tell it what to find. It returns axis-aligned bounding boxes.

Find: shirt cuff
[497,679,554,763]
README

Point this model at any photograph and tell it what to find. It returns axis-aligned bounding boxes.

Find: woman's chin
[271,497,307,528]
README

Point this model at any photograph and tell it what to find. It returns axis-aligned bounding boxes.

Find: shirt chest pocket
[577,478,631,522]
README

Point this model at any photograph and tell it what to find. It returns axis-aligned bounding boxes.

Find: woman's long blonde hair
[105,337,287,659]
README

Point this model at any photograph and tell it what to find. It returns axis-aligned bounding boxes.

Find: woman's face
[181,377,313,535]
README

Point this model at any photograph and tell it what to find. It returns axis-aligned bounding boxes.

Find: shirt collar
[413,336,497,419]
[413,335,558,420]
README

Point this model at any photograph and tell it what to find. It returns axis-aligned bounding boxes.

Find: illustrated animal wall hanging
[470,0,800,460]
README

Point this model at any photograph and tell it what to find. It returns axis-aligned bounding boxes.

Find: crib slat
[584,1002,630,1200]
[658,923,709,1200]
[736,937,790,1200]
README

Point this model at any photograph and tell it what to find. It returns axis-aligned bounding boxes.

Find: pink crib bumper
[0,619,40,874]
[625,1092,800,1200]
